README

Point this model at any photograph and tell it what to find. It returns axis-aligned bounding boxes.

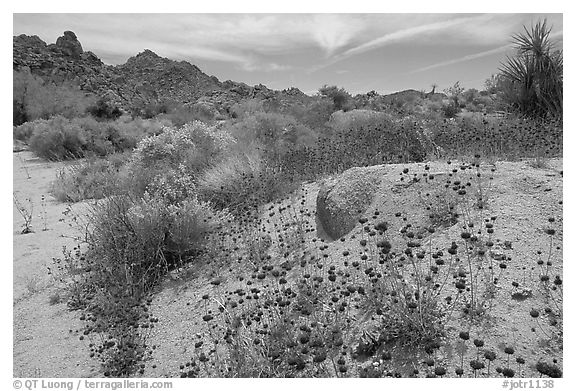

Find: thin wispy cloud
[407,29,563,74]
[241,61,293,72]
[156,46,252,65]
[342,14,493,58]
[309,14,497,73]
[408,45,511,74]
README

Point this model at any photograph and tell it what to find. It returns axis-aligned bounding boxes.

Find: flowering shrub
[130,125,196,167]
[130,121,231,170]
[125,121,229,199]
[146,164,196,205]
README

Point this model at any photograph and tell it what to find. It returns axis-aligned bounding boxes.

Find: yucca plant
[500,20,563,119]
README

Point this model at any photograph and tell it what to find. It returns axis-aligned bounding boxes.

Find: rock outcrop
[316,166,385,240]
[13,31,315,115]
[54,30,83,59]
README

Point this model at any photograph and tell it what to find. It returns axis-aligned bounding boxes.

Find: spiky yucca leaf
[499,19,562,118]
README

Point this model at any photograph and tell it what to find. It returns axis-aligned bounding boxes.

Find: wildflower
[484,351,497,361]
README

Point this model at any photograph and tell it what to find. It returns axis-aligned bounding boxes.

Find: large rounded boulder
[316,166,385,240]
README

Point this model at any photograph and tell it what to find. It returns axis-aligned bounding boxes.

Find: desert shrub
[464,94,494,113]
[29,116,86,160]
[121,194,227,263]
[13,99,27,126]
[386,94,425,116]
[444,81,465,108]
[441,102,460,118]
[182,121,235,164]
[86,97,122,120]
[60,191,228,375]
[284,99,334,130]
[353,90,390,112]
[330,110,428,162]
[14,120,41,142]
[73,116,156,155]
[13,70,97,125]
[126,126,196,197]
[318,84,353,111]
[52,124,234,376]
[164,196,230,259]
[132,121,230,169]
[145,164,196,205]
[197,149,293,213]
[140,100,172,119]
[27,117,112,160]
[327,109,395,133]
[85,192,226,290]
[163,103,216,126]
[230,99,267,119]
[24,116,170,161]
[419,100,444,120]
[274,110,432,181]
[72,117,117,156]
[276,111,432,183]
[358,278,445,351]
[49,155,126,202]
[126,121,233,198]
[461,88,480,105]
[129,99,172,119]
[130,125,194,168]
[114,116,171,140]
[227,112,317,160]
[429,115,562,159]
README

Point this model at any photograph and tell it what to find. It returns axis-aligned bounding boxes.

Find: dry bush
[283,99,334,130]
[227,112,318,159]
[28,116,87,160]
[49,155,126,202]
[58,191,229,376]
[230,99,267,119]
[13,70,97,125]
[162,102,217,126]
[24,116,170,161]
[197,148,293,213]
[327,109,395,132]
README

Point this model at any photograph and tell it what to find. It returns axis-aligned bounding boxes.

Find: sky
[13,13,563,95]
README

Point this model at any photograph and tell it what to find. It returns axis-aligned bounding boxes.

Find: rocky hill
[14,32,108,84]
[13,31,315,114]
[14,30,444,118]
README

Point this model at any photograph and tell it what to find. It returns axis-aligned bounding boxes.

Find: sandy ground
[13,151,99,377]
